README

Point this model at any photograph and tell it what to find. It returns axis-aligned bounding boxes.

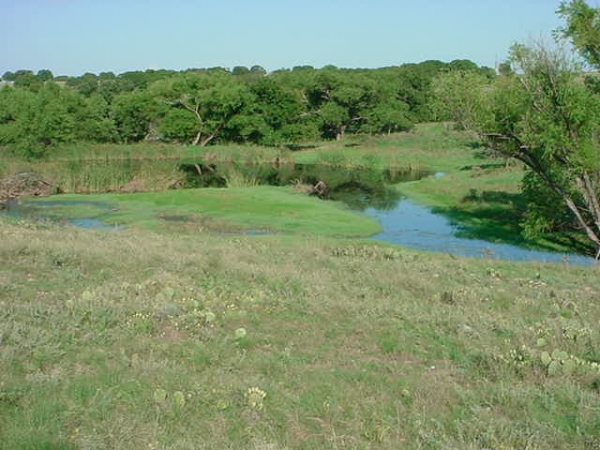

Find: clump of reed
[222,168,260,188]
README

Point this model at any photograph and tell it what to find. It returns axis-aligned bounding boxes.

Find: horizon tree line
[0,60,495,158]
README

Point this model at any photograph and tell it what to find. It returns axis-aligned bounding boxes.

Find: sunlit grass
[23,186,381,237]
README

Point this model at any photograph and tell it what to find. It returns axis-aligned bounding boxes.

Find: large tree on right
[477,1,600,258]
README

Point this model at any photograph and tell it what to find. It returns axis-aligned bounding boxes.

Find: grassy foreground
[1,219,599,449]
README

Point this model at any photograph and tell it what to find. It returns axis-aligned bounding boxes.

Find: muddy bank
[0,172,56,209]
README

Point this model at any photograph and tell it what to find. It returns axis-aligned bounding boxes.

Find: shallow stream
[366,199,593,265]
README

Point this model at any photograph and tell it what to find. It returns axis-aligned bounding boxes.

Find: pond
[1,198,123,230]
[1,163,595,266]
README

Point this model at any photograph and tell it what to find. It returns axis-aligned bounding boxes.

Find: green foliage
[110,91,154,143]
[361,99,413,134]
[2,70,15,81]
[231,65,250,76]
[520,171,575,240]
[0,59,495,154]
[557,0,600,68]
[431,70,493,129]
[448,59,480,72]
[158,108,198,142]
[76,94,118,143]
[476,43,600,255]
[429,3,600,256]
[242,77,308,144]
[36,69,54,82]
[12,70,43,92]
[306,68,416,140]
[0,83,80,157]
[66,72,99,96]
[152,72,252,146]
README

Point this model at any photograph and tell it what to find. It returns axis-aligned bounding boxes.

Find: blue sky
[0,0,570,76]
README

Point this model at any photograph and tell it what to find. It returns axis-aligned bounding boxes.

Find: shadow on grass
[460,163,509,171]
[285,143,318,151]
[432,190,592,255]
[466,141,485,150]
[431,204,527,246]
[461,189,522,205]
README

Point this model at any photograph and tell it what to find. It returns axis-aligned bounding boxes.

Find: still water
[366,198,594,266]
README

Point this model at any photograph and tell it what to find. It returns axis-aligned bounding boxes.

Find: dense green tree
[232,66,250,76]
[36,69,54,82]
[361,99,413,135]
[0,86,28,146]
[96,79,120,103]
[309,69,376,140]
[431,70,492,129]
[115,69,176,92]
[0,83,79,157]
[158,108,198,143]
[292,65,315,72]
[235,77,307,144]
[557,0,600,67]
[477,44,600,257]
[110,91,154,142]
[13,70,43,91]
[382,63,446,122]
[152,72,251,146]
[250,65,267,76]
[118,71,149,91]
[67,72,99,96]
[98,71,117,81]
[76,94,117,142]
[448,59,480,72]
[2,71,15,82]
[1,58,492,150]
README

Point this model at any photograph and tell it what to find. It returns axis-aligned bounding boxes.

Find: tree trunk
[484,134,600,259]
[562,194,600,259]
[528,165,600,259]
[335,125,346,141]
[191,130,202,146]
[199,134,216,147]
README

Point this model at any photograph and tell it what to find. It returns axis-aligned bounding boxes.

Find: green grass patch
[24,186,380,237]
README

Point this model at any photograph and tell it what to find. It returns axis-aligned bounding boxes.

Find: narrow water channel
[365,198,594,266]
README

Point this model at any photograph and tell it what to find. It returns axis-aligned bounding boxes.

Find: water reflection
[366,198,595,266]
[179,162,424,211]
